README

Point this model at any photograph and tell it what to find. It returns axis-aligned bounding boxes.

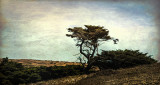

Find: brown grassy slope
[27,63,160,85]
[27,74,95,85]
[74,63,160,85]
[0,58,81,67]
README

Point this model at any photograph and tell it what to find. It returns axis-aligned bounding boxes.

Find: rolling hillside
[27,63,160,85]
[75,63,160,85]
[1,58,159,85]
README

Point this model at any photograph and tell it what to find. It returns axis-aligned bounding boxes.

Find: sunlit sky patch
[0,0,158,62]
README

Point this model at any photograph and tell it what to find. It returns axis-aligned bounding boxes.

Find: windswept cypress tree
[66,25,118,71]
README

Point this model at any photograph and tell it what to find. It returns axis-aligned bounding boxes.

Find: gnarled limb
[80,40,88,59]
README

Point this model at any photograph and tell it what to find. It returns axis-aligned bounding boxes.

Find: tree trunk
[85,61,92,73]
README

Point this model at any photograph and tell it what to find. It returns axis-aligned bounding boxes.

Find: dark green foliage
[2,57,8,64]
[0,58,24,85]
[93,49,157,69]
[0,57,84,85]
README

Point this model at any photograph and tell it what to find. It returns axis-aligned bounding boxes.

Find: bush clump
[0,57,84,85]
[93,49,157,69]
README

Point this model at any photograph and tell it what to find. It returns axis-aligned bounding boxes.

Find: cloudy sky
[0,0,159,62]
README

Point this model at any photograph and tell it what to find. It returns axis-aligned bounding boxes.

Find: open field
[0,58,81,67]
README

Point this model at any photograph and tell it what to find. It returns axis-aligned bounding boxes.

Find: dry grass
[24,63,160,85]
[75,63,160,85]
[25,74,94,85]
[0,58,81,67]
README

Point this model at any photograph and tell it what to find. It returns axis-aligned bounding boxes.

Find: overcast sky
[0,0,159,62]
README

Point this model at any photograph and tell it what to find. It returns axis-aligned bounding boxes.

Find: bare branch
[90,45,97,58]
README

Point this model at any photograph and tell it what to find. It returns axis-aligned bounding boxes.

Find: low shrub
[93,49,157,69]
[0,57,85,85]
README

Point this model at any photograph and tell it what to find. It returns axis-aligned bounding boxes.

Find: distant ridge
[0,58,81,67]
